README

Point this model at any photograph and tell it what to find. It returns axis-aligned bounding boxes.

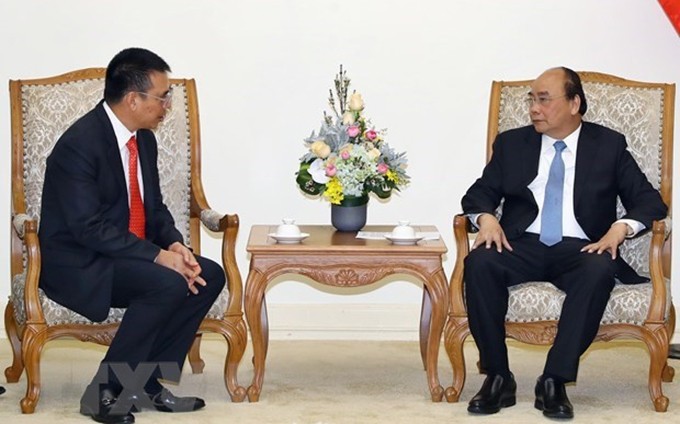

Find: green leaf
[296,162,324,195]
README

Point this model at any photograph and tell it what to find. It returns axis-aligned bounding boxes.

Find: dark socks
[542,373,567,384]
[144,379,163,396]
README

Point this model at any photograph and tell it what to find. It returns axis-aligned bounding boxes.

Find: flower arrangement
[296,66,409,205]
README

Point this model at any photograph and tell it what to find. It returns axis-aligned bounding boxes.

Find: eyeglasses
[136,89,173,109]
[524,94,567,107]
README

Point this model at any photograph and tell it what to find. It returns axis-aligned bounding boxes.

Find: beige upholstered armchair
[444,72,675,412]
[5,68,248,413]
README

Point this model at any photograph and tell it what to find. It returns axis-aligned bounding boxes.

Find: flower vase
[331,195,368,232]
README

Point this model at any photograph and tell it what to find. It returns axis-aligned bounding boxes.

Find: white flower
[310,140,331,158]
[367,147,380,160]
[348,92,364,111]
[308,158,330,184]
[342,111,356,125]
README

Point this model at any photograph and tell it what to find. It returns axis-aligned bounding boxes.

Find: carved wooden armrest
[12,213,34,239]
[646,218,671,323]
[12,214,46,324]
[199,209,224,232]
[450,214,472,315]
[199,209,243,317]
[659,216,672,239]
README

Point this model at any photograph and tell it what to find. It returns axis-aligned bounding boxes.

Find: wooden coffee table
[243,224,448,401]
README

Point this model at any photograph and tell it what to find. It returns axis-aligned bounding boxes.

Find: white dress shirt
[103,102,144,202]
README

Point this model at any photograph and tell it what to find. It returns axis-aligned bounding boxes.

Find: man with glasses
[39,48,225,424]
[461,67,666,419]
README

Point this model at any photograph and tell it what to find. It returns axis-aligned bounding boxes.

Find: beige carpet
[0,338,678,423]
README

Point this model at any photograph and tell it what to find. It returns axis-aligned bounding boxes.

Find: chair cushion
[12,272,231,326]
[506,278,672,326]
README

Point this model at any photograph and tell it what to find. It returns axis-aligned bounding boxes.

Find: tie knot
[554,140,566,152]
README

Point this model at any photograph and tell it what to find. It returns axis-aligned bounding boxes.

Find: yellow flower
[386,170,399,183]
[323,178,345,204]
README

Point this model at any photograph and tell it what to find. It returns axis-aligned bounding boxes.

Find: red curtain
[659,0,680,35]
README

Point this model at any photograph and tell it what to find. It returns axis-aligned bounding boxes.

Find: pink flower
[377,163,389,174]
[347,125,360,138]
[365,129,378,141]
[326,164,337,177]
[341,150,351,160]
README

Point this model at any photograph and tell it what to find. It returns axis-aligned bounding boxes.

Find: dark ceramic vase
[331,195,368,232]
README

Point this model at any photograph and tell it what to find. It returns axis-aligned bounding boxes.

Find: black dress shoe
[467,373,517,414]
[148,388,205,413]
[534,376,574,419]
[0,385,5,395]
[669,344,680,360]
[79,386,135,424]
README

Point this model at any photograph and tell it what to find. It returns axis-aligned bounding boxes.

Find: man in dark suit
[39,48,225,424]
[462,67,667,419]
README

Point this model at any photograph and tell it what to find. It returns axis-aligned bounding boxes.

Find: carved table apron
[244,225,448,402]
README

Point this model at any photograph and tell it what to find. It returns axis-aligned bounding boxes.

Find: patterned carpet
[0,338,678,423]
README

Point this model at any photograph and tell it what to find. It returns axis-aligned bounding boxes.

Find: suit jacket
[39,101,184,321]
[462,121,667,283]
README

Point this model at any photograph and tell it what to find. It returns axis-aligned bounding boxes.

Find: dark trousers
[96,254,225,391]
[464,233,616,382]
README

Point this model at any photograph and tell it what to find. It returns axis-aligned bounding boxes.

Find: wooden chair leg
[188,334,205,374]
[4,302,25,382]
[198,318,247,402]
[20,327,47,413]
[645,330,669,412]
[222,318,247,402]
[444,317,470,402]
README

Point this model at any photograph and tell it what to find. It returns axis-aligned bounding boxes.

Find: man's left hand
[580,223,629,259]
[168,242,205,294]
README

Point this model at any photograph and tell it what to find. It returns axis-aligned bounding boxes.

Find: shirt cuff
[467,213,481,230]
[614,218,644,238]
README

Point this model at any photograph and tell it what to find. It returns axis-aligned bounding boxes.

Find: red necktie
[127,135,145,239]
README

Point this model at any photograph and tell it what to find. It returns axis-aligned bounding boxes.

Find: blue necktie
[539,140,567,246]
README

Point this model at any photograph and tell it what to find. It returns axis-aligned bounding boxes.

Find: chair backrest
[10,68,204,279]
[486,71,674,277]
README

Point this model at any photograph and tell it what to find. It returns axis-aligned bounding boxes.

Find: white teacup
[276,218,301,237]
[391,221,416,238]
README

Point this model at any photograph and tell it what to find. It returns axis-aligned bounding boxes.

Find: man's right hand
[154,249,206,295]
[471,213,513,252]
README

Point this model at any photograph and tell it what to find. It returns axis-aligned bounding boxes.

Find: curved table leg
[423,268,448,402]
[244,270,268,402]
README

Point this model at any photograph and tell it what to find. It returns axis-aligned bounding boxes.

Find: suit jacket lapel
[522,129,542,189]
[136,131,155,213]
[95,103,128,196]
[574,122,601,210]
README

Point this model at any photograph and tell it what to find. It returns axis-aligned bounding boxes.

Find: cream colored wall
[0,0,678,340]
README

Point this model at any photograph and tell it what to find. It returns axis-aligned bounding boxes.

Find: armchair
[444,72,675,411]
[5,68,248,413]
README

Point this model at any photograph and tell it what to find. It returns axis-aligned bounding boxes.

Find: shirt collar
[103,101,136,151]
[541,123,582,153]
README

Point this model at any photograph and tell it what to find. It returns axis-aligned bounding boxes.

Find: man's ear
[124,91,139,111]
[570,95,581,116]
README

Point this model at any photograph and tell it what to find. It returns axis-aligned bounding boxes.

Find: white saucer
[268,233,310,244]
[384,234,424,245]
